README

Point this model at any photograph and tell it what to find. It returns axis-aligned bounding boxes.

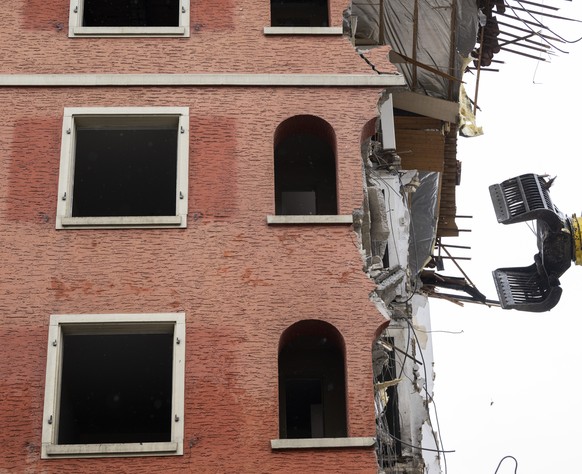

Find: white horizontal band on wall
[0,74,406,87]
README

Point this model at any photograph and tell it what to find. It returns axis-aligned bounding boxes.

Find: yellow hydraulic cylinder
[571,214,582,266]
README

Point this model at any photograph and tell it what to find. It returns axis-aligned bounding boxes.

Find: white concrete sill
[270,437,376,450]
[267,215,353,225]
[43,441,179,458]
[58,215,184,229]
[71,26,188,37]
[263,26,343,35]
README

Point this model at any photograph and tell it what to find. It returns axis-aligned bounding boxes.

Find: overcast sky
[429,2,582,473]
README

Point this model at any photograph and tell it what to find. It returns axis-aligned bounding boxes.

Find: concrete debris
[375,379,403,391]
[359,119,442,473]
[376,268,407,304]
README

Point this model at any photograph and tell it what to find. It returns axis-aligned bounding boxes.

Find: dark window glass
[284,378,324,438]
[274,116,337,216]
[279,321,347,439]
[58,333,173,445]
[83,0,180,27]
[271,0,329,27]
[72,125,178,217]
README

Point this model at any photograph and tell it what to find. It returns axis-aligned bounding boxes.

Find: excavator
[489,173,582,312]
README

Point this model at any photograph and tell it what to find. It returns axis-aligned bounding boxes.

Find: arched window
[270,0,329,27]
[274,115,337,216]
[278,320,347,439]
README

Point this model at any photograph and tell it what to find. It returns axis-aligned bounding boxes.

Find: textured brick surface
[0,0,399,470]
[0,84,389,472]
[2,0,398,75]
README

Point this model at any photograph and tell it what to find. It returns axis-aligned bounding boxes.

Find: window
[56,107,189,229]
[274,115,337,216]
[270,0,329,27]
[278,320,347,439]
[68,0,190,37]
[41,313,185,458]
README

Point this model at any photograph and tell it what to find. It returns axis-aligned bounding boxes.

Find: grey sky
[430,2,582,472]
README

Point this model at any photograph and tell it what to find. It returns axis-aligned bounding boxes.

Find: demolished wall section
[358,131,443,473]
[345,0,479,101]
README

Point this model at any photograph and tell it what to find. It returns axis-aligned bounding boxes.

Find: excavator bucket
[489,173,573,312]
[492,261,562,312]
[489,173,563,230]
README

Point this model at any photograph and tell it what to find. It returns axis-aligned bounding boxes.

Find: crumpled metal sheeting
[349,2,381,44]
[349,0,479,101]
[409,171,440,276]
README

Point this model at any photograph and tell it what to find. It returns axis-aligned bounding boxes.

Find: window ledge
[267,215,353,225]
[263,26,343,35]
[58,215,184,229]
[270,437,376,450]
[71,26,188,37]
[43,441,179,458]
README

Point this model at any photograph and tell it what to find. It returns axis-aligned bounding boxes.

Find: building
[0,0,479,472]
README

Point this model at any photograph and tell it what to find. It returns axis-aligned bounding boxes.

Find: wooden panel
[395,116,461,239]
[395,116,442,130]
[396,130,445,174]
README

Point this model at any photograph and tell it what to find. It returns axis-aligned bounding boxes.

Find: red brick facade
[0,1,398,472]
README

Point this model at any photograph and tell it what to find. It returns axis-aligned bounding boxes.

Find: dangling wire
[494,455,519,473]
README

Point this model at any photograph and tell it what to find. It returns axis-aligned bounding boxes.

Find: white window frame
[41,313,186,459]
[56,107,189,230]
[68,0,190,37]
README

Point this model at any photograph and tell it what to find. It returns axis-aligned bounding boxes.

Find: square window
[41,313,185,458]
[271,0,329,27]
[56,107,189,229]
[69,0,190,37]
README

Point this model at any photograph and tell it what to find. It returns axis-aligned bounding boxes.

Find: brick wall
[5,0,398,75]
[0,84,389,472]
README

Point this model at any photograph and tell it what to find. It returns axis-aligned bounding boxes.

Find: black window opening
[72,117,179,218]
[57,332,174,445]
[284,379,324,438]
[374,336,402,466]
[274,115,337,216]
[278,320,347,439]
[270,0,329,27]
[83,0,180,27]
